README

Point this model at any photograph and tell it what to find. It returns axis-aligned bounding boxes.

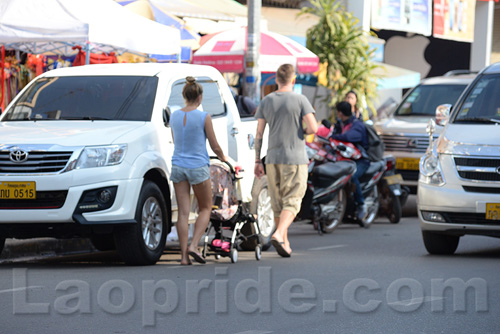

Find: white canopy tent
[0,0,181,63]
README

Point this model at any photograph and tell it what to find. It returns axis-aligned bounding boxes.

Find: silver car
[418,63,500,254]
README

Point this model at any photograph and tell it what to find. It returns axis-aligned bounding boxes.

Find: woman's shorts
[170,165,210,185]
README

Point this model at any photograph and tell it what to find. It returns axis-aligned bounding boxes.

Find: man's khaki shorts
[266,164,308,217]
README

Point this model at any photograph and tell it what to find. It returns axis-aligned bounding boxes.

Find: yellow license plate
[396,158,420,170]
[384,174,403,185]
[0,182,36,199]
[486,203,500,220]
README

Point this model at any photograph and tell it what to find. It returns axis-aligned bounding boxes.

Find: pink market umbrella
[192,27,319,74]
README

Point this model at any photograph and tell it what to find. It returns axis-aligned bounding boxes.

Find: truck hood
[375,116,443,135]
[437,124,500,155]
[0,121,145,146]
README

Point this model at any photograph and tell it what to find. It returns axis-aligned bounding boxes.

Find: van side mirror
[435,104,451,126]
[163,107,171,127]
[426,119,436,150]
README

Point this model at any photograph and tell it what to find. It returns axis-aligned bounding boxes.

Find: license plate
[486,203,500,220]
[384,174,403,185]
[0,182,36,199]
[396,157,420,170]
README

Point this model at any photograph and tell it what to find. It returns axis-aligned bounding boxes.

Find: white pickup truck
[0,63,273,265]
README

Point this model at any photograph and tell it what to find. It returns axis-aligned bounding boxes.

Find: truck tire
[422,231,459,255]
[241,176,275,251]
[0,238,5,256]
[114,180,168,265]
[90,234,116,251]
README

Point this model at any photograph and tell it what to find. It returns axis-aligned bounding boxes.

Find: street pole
[245,0,261,104]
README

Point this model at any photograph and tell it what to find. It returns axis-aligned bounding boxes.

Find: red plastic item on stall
[72,46,118,66]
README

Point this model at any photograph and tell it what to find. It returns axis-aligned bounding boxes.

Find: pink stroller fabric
[209,162,239,221]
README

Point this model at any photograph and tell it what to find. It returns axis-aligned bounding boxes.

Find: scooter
[327,138,386,228]
[296,136,357,235]
[377,155,409,224]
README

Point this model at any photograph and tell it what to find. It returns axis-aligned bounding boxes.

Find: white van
[0,63,272,265]
[418,63,500,254]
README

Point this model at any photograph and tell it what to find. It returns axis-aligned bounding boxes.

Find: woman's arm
[204,114,227,162]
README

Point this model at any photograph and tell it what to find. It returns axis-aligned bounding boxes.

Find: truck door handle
[231,127,239,136]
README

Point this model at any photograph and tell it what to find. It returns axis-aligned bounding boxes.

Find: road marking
[0,286,44,294]
[388,296,445,306]
[308,244,347,251]
[234,331,273,334]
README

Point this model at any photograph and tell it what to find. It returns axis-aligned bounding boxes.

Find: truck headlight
[419,153,445,185]
[74,145,127,169]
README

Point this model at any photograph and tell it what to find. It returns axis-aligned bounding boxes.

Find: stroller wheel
[215,254,221,260]
[230,248,238,263]
[255,245,262,261]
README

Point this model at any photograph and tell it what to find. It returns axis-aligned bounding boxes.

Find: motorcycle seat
[313,160,356,180]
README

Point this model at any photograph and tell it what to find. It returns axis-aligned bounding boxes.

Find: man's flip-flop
[271,238,291,258]
[189,251,206,264]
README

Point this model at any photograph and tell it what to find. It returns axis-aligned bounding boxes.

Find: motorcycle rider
[331,101,370,221]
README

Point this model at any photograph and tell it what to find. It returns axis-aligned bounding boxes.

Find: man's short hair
[276,64,295,85]
[336,101,353,117]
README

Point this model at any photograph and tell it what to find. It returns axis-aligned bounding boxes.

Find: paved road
[1,202,499,334]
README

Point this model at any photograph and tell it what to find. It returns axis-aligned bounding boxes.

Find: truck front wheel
[115,181,168,265]
[241,176,275,251]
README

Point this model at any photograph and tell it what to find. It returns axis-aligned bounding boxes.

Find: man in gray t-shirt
[254,64,318,258]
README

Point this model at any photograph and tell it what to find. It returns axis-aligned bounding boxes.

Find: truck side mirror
[163,107,171,127]
[435,104,451,126]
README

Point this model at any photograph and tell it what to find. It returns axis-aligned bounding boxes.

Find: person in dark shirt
[331,101,370,220]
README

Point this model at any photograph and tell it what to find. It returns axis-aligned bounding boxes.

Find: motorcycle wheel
[361,189,379,228]
[321,189,346,234]
[388,192,402,224]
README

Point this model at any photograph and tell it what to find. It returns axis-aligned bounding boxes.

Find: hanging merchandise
[1,45,5,111]
[26,54,46,76]
[72,46,118,66]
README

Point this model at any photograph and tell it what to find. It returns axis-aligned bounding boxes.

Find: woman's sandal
[271,238,291,258]
[188,251,206,264]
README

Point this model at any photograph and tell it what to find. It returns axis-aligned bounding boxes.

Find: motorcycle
[296,136,357,235]
[327,138,386,228]
[377,155,410,224]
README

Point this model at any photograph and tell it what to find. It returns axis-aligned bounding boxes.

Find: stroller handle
[209,156,235,173]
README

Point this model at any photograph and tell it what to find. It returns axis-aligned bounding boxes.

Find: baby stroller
[201,157,263,263]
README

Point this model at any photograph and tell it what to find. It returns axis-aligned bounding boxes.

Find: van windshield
[394,84,467,116]
[453,74,500,124]
[1,76,158,121]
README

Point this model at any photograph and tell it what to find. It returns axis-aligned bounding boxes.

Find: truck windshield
[1,76,158,121]
[394,84,466,116]
[452,74,500,124]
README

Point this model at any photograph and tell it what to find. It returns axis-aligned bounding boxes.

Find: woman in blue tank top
[170,76,227,265]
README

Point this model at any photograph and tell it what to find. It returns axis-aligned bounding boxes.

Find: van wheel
[90,234,116,251]
[422,231,459,255]
[115,181,168,265]
[0,237,5,256]
[241,176,275,251]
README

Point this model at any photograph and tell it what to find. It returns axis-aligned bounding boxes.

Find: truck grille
[454,157,500,182]
[0,151,73,174]
[380,134,433,154]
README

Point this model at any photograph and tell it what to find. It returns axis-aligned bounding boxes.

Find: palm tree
[300,0,379,120]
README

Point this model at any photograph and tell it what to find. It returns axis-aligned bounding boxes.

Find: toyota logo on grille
[407,139,418,148]
[9,149,29,163]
